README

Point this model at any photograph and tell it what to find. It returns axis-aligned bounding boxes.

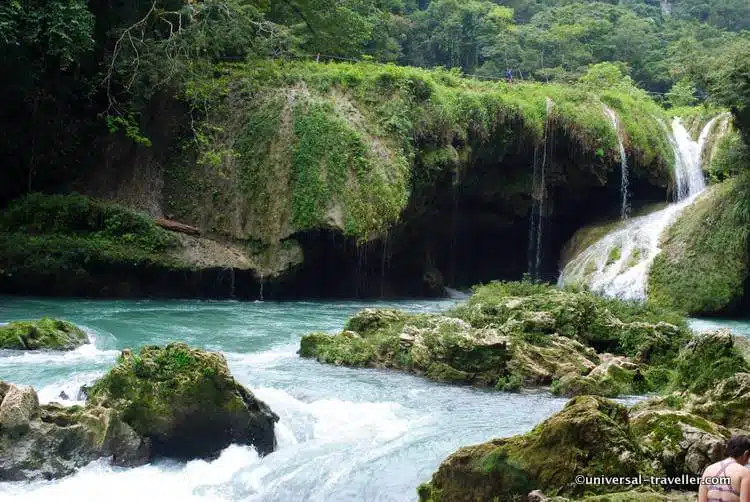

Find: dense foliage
[1,0,749,208]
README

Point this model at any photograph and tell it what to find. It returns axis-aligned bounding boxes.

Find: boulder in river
[0,318,89,350]
[87,343,279,459]
[0,343,279,481]
[417,396,646,501]
[0,382,148,481]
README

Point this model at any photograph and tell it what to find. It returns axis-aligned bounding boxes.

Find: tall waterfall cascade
[557,116,723,300]
[603,106,630,220]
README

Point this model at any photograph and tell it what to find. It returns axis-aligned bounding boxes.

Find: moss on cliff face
[648,181,749,315]
[171,60,674,245]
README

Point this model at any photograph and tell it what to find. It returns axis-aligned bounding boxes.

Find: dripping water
[603,106,630,220]
[528,98,553,280]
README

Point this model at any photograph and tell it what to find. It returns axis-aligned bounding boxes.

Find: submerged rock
[88,343,278,459]
[0,318,89,350]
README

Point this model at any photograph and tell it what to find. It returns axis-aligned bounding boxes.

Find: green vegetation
[300,281,690,396]
[0,318,89,350]
[87,342,277,458]
[672,330,748,394]
[168,59,673,242]
[648,182,749,314]
[0,194,180,283]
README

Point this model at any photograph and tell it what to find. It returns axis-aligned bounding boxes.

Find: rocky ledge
[0,343,278,481]
[0,318,89,350]
[417,329,750,501]
[299,281,697,397]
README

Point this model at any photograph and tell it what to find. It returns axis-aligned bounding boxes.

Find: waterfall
[603,106,630,220]
[671,117,707,199]
[557,116,722,300]
[257,271,264,302]
[528,98,553,280]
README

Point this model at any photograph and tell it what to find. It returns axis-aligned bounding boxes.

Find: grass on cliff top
[179,59,674,242]
[648,180,750,315]
[0,193,182,276]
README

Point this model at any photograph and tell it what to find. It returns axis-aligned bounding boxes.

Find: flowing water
[528,98,553,280]
[0,297,575,502]
[603,106,630,220]
[558,117,721,300]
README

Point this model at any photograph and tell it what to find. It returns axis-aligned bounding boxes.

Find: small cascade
[671,117,707,199]
[527,98,553,280]
[380,231,391,298]
[558,116,722,300]
[257,271,264,302]
[603,106,630,220]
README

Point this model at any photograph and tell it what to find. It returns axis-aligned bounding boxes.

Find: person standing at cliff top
[700,435,750,502]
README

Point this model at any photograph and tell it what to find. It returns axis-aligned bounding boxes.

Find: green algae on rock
[0,318,89,350]
[418,396,645,502]
[88,343,278,459]
[299,281,690,397]
[418,394,730,502]
[1,343,280,481]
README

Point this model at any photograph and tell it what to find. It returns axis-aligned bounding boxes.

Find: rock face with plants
[648,181,750,315]
[300,281,690,397]
[0,193,302,299]
[415,325,750,501]
[0,343,278,481]
[0,318,89,350]
[0,59,680,299]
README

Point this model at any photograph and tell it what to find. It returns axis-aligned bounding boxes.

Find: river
[1,297,747,501]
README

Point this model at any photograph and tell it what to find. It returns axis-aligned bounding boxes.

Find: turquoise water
[689,317,750,336]
[2,298,747,501]
[0,297,573,502]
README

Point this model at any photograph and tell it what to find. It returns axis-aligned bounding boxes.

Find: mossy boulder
[0,318,89,350]
[686,372,750,429]
[508,335,599,385]
[418,396,647,501]
[88,343,278,460]
[672,329,748,394]
[629,409,729,480]
[0,382,148,481]
[552,356,652,398]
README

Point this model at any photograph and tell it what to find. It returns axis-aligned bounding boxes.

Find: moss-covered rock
[301,282,689,396]
[88,343,278,459]
[0,383,148,481]
[685,372,750,430]
[629,408,728,480]
[0,318,89,350]
[648,182,749,315]
[418,396,646,502]
[672,329,748,394]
